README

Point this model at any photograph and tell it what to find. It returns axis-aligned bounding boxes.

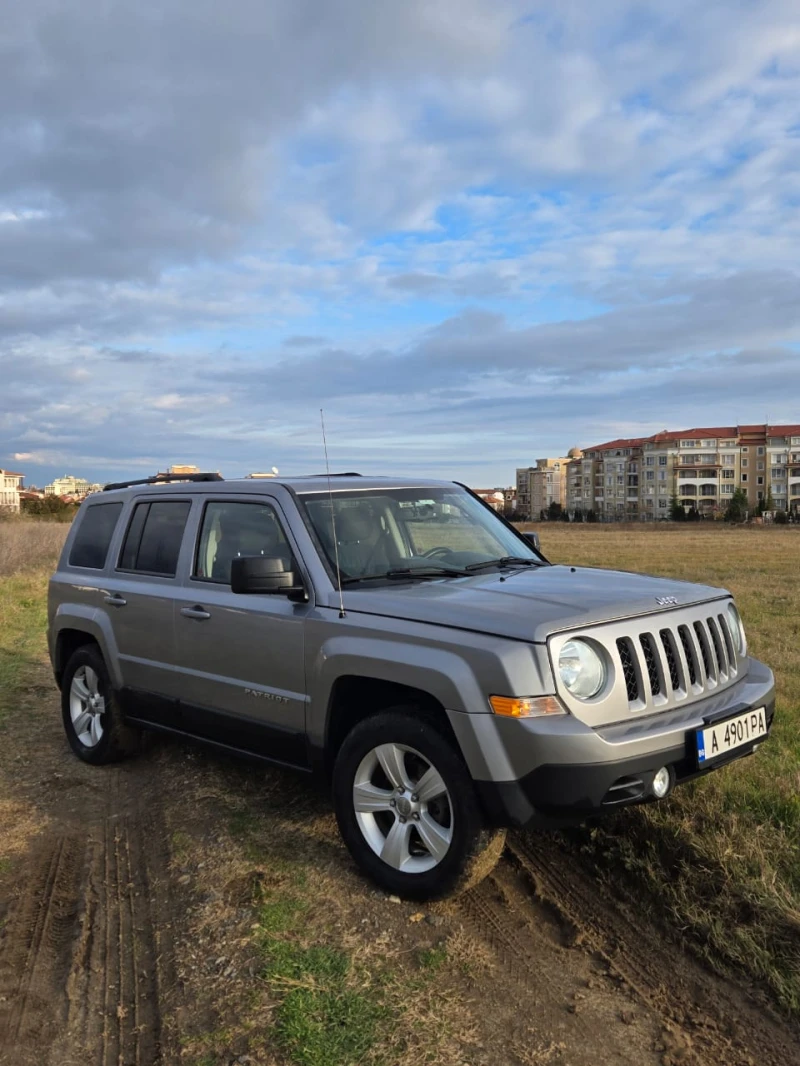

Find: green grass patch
[275,985,384,1066]
[256,885,386,1066]
[0,570,52,727]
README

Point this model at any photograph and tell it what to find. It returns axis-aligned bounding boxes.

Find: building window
[741,474,748,482]
[646,471,654,481]
[721,485,734,495]
[757,461,764,471]
[742,459,748,468]
[742,446,749,453]
[645,456,654,466]
[757,447,765,455]
[658,470,666,481]
[722,454,735,466]
[757,476,764,485]
[658,456,667,466]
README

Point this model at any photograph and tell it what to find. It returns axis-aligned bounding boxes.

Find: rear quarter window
[68,502,123,569]
[118,500,191,576]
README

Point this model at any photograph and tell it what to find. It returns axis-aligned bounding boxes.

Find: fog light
[652,766,671,799]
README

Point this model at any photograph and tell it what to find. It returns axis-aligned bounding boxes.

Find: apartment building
[516,456,574,518]
[45,475,102,498]
[570,424,800,520]
[0,469,25,512]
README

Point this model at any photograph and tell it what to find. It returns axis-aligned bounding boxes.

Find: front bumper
[451,658,775,829]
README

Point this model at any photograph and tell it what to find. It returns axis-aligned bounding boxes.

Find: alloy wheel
[69,665,105,748]
[353,742,453,873]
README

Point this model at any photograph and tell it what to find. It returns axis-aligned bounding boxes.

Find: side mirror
[230,556,307,601]
[521,530,540,551]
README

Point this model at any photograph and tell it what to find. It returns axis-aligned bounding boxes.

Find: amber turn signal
[489,695,566,718]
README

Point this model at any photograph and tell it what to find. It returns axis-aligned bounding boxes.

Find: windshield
[299,486,539,583]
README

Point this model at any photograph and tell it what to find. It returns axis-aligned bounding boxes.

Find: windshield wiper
[341,565,469,585]
[465,556,542,573]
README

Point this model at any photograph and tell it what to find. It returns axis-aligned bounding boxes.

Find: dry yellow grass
[526,523,800,1011]
[0,520,69,576]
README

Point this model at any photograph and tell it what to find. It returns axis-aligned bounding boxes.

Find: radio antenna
[321,409,346,618]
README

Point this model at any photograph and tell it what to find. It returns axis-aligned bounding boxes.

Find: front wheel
[332,709,505,900]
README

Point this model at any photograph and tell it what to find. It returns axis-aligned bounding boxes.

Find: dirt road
[1,663,798,1066]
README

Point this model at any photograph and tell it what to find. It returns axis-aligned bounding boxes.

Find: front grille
[616,638,639,703]
[612,608,739,710]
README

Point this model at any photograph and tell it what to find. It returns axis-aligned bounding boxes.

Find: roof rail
[310,471,362,478]
[103,472,224,492]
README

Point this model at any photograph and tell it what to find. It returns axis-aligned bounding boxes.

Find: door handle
[104,594,127,607]
[181,605,211,621]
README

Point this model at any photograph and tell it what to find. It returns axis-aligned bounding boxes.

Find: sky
[3,0,800,488]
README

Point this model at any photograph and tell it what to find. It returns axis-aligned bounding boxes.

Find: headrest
[336,505,376,543]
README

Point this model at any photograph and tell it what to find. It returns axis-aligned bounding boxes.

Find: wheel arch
[322,675,459,775]
[52,606,121,689]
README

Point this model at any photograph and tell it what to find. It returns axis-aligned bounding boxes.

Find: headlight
[726,603,746,656]
[558,639,606,699]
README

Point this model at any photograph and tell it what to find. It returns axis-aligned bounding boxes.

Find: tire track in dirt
[459,859,664,1066]
[0,762,177,1066]
[504,831,800,1066]
[0,835,86,1056]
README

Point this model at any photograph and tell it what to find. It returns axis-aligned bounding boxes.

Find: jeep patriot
[48,472,775,898]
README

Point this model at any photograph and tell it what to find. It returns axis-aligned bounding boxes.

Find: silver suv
[48,472,775,899]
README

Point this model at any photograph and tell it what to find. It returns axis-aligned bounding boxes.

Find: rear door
[108,495,193,716]
[172,495,310,766]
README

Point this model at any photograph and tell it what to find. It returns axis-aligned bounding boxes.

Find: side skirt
[118,687,311,772]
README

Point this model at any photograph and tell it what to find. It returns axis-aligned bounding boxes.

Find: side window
[194,501,292,584]
[68,502,123,569]
[118,500,191,576]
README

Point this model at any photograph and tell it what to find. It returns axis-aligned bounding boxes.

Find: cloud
[2,1,800,487]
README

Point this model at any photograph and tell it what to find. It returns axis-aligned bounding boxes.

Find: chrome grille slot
[693,620,715,684]
[678,625,699,687]
[659,628,683,693]
[718,613,737,673]
[639,633,662,697]
[616,637,640,704]
[707,617,728,679]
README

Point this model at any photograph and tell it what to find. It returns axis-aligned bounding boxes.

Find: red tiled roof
[583,437,647,452]
[586,424,800,451]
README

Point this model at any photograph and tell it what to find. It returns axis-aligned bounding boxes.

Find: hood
[334,565,729,643]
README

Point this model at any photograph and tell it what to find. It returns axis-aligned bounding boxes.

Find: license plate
[696,707,767,764]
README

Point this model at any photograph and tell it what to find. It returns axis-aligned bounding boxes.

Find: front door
[172,496,309,766]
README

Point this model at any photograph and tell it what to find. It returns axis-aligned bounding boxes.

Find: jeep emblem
[655,595,678,606]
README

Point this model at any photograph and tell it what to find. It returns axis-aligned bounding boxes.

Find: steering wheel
[422,546,455,560]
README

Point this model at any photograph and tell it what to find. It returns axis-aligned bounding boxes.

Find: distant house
[472,488,506,513]
[157,464,201,477]
[1,469,25,512]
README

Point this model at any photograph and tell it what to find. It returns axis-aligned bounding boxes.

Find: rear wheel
[61,645,142,764]
[333,708,505,899]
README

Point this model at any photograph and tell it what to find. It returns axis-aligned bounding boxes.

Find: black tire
[332,708,505,900]
[61,644,142,765]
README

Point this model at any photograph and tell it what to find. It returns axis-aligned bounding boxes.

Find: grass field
[1,519,799,1016]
